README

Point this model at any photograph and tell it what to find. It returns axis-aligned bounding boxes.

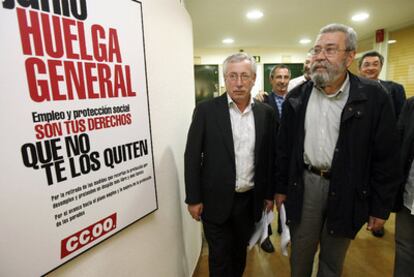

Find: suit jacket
[263,92,281,124]
[185,93,276,224]
[276,72,403,239]
[380,80,406,118]
[394,97,414,211]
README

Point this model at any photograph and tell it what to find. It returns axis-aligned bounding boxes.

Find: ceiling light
[246,10,263,20]
[352,12,369,22]
[222,38,234,44]
[299,38,311,44]
[388,40,397,44]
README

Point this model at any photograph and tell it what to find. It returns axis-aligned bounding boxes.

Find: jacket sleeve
[184,104,205,204]
[369,92,404,219]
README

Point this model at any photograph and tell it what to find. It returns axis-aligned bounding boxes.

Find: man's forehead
[315,32,346,45]
[362,56,381,63]
[275,68,289,75]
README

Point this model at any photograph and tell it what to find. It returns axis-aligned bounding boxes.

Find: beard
[310,60,346,88]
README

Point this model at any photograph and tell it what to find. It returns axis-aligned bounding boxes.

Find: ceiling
[184,0,414,50]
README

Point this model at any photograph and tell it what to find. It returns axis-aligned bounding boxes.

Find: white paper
[248,210,274,250]
[279,204,290,256]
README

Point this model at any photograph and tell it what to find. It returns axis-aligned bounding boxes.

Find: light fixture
[299,38,311,44]
[388,40,397,44]
[246,10,263,20]
[222,38,234,44]
[351,12,369,22]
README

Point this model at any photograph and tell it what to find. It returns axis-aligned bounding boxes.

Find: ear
[346,51,356,68]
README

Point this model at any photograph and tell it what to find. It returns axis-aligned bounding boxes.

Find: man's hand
[188,203,203,221]
[264,199,274,213]
[367,216,386,232]
[255,91,268,102]
[274,193,287,211]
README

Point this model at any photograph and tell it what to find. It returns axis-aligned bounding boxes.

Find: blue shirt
[272,93,285,117]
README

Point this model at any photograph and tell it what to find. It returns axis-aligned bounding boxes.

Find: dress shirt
[227,94,256,192]
[288,75,308,92]
[404,159,414,214]
[304,74,350,169]
[272,92,285,117]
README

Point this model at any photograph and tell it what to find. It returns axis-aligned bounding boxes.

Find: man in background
[359,51,406,118]
[259,64,291,252]
[185,52,276,276]
[288,55,311,91]
[275,23,401,277]
[358,50,407,238]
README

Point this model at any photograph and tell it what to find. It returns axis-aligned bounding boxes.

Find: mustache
[311,61,329,71]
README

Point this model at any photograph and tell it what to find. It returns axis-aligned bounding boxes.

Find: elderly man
[185,53,276,277]
[275,23,402,277]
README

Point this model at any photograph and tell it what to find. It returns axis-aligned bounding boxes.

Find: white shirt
[304,74,350,169]
[288,75,308,92]
[404,159,414,214]
[227,94,256,192]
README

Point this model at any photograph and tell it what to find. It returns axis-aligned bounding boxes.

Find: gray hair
[319,23,357,51]
[269,64,291,79]
[223,52,257,76]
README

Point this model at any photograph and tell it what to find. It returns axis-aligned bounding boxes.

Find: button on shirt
[404,159,414,214]
[304,74,350,169]
[273,93,285,118]
[227,94,256,192]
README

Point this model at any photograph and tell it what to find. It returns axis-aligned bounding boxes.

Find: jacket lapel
[253,100,264,163]
[342,73,368,122]
[216,94,235,161]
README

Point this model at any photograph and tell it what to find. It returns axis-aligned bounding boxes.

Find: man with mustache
[275,23,402,277]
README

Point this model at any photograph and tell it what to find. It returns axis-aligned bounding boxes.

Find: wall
[194,47,309,95]
[388,25,414,98]
[48,0,201,276]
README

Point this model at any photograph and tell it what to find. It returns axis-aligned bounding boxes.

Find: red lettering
[17,8,43,56]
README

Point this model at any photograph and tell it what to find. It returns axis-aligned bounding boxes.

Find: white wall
[194,47,309,95]
[48,0,202,276]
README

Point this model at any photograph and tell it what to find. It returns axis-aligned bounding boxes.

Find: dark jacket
[263,92,282,124]
[184,93,276,224]
[275,72,403,239]
[394,97,414,211]
[380,80,406,118]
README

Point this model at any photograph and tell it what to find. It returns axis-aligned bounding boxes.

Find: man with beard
[274,23,402,277]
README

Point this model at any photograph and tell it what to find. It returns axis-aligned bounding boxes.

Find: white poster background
[0,1,157,276]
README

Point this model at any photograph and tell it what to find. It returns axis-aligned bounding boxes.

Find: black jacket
[394,97,414,211]
[276,72,403,239]
[380,80,406,118]
[184,93,276,224]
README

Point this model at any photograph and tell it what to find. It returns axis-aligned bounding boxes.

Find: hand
[188,203,203,221]
[264,199,274,213]
[255,91,268,102]
[274,194,286,211]
[367,216,386,232]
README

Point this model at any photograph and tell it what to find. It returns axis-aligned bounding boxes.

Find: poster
[0,1,157,276]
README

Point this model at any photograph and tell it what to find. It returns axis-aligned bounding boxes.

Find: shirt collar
[227,93,254,106]
[316,73,350,99]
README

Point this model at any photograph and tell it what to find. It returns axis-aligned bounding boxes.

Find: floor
[193,214,396,276]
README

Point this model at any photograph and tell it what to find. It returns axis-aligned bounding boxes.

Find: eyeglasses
[309,46,350,57]
[226,73,252,82]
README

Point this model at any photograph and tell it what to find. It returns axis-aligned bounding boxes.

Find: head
[309,23,357,89]
[303,55,312,79]
[223,53,257,107]
[269,64,291,96]
[358,51,384,80]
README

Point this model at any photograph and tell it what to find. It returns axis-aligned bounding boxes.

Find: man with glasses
[275,23,402,277]
[185,52,276,276]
